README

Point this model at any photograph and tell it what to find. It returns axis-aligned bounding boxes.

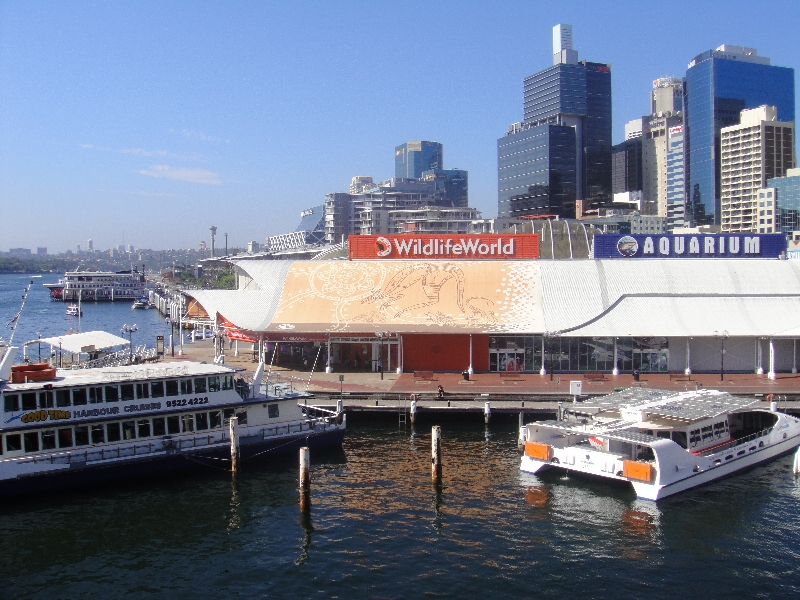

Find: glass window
[88,387,103,404]
[4,394,19,412]
[166,380,179,397]
[209,411,222,428]
[138,419,151,438]
[105,385,119,402]
[223,408,235,423]
[151,381,165,398]
[236,410,248,425]
[181,415,194,432]
[122,421,136,440]
[24,432,39,452]
[91,424,105,444]
[121,384,134,401]
[72,389,87,406]
[21,392,37,411]
[58,428,73,448]
[180,380,193,395]
[195,412,209,430]
[39,391,54,408]
[56,389,71,407]
[74,426,89,446]
[222,375,233,391]
[6,434,22,451]
[208,376,220,392]
[136,383,150,399]
[268,404,279,419]
[167,416,180,434]
[41,430,56,450]
[152,417,166,436]
[107,422,121,442]
[194,378,207,393]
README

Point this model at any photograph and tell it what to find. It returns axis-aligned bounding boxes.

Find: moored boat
[65,304,83,316]
[132,297,150,309]
[519,387,800,500]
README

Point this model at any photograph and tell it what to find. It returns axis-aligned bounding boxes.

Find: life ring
[409,394,416,402]
[766,394,775,402]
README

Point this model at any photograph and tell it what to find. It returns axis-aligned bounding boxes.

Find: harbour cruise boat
[44,269,147,302]
[520,388,800,500]
[0,349,345,496]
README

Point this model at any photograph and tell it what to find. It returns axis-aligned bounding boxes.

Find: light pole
[714,330,729,381]
[224,233,228,257]
[122,324,138,362]
[166,318,175,357]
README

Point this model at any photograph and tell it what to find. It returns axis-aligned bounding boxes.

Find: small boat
[132,298,150,309]
[519,387,800,501]
[65,305,83,317]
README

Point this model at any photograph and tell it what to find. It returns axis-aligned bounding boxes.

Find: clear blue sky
[1,0,799,253]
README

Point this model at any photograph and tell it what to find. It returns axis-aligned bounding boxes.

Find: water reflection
[228,477,242,533]
[296,510,314,566]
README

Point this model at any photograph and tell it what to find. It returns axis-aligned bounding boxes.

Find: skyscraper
[684,44,795,225]
[395,141,443,179]
[666,124,686,230]
[498,24,612,219]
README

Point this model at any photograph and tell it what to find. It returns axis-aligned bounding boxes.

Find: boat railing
[698,426,775,457]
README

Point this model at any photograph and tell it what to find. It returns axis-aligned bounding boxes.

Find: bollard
[518,412,525,451]
[558,401,563,421]
[431,425,442,483]
[410,399,417,424]
[484,401,491,424]
[299,446,311,511]
[229,416,240,474]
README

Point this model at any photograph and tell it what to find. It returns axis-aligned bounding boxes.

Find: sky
[1,0,799,253]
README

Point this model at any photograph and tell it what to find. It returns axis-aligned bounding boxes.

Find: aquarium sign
[593,234,785,259]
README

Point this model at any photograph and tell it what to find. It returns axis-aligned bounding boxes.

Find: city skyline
[2,0,800,251]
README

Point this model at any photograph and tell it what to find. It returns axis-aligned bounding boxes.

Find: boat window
[88,387,103,404]
[151,382,165,398]
[656,431,670,439]
[58,428,73,448]
[223,408,235,423]
[208,376,220,392]
[41,430,56,450]
[167,416,180,434]
[194,378,207,393]
[121,384,134,402]
[72,389,87,406]
[106,423,121,442]
[209,411,222,429]
[222,375,233,390]
[22,392,37,411]
[181,415,194,432]
[152,417,166,436]
[122,421,136,440]
[180,380,193,395]
[91,424,105,444]
[268,404,279,419]
[39,391,54,409]
[74,426,89,446]
[6,434,22,452]
[105,385,119,402]
[195,412,209,431]
[4,394,19,412]
[56,389,70,407]
[672,431,688,449]
[165,380,179,396]
[236,410,248,425]
[137,419,151,438]
[24,432,39,453]
[136,383,150,399]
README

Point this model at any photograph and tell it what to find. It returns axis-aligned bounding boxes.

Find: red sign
[348,234,539,260]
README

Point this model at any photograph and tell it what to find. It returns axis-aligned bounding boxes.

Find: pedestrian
[377,357,383,373]
[437,384,444,399]
[303,356,308,369]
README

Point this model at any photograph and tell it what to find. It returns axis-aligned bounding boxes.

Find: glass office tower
[684,45,795,225]
[395,141,443,179]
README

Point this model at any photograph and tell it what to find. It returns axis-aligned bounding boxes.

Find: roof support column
[326,335,332,373]
[793,339,797,374]
[612,337,619,375]
[756,338,764,375]
[685,338,691,376]
[396,335,403,374]
[540,335,547,375]
[468,334,474,376]
[768,338,776,380]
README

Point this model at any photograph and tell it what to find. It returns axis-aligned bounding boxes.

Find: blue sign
[593,234,786,259]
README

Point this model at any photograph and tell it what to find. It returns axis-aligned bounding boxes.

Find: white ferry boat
[519,388,800,501]
[44,269,147,302]
[0,350,344,496]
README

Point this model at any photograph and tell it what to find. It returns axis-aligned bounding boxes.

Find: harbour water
[2,274,800,598]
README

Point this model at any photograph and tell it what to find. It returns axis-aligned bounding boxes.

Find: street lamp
[713,330,729,381]
[165,317,175,357]
[122,324,138,362]
[224,233,228,257]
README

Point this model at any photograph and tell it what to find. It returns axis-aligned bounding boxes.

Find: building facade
[763,168,800,234]
[666,125,686,230]
[421,168,468,207]
[395,141,443,179]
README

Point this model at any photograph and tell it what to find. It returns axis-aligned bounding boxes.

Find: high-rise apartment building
[666,124,686,230]
[684,44,795,225]
[720,105,795,232]
[498,24,612,219]
[395,141,443,179]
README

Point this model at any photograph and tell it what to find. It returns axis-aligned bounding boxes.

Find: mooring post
[229,416,240,474]
[299,446,311,511]
[484,401,491,424]
[431,425,442,483]
[410,398,417,424]
[518,412,525,451]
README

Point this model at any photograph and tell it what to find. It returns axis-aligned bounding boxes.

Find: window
[72,389,87,406]
[24,432,39,452]
[195,412,209,431]
[138,419,151,438]
[222,375,233,390]
[22,392,37,411]
[88,387,103,404]
[151,381,165,398]
[107,422,121,442]
[105,385,119,402]
[180,380,193,395]
[209,411,222,429]
[208,376,220,392]
[167,416,180,434]
[152,417,166,436]
[122,421,136,440]
[136,383,150,399]
[58,428,73,448]
[236,410,248,425]
[39,391,54,409]
[166,380,179,397]
[181,415,194,432]
[194,378,207,393]
[41,430,56,450]
[121,384,134,401]
[4,394,19,412]
[268,404,279,419]
[91,424,105,444]
[74,426,89,446]
[223,408,235,423]
[6,434,22,452]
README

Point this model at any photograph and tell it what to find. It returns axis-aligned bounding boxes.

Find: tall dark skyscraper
[684,45,795,225]
[498,24,612,219]
[395,141,443,179]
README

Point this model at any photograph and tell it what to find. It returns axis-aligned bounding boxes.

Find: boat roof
[36,331,130,354]
[534,420,663,445]
[578,387,759,424]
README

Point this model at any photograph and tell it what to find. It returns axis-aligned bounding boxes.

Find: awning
[38,331,130,354]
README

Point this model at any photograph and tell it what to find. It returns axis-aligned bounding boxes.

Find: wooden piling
[410,398,417,424]
[484,401,491,424]
[229,416,240,474]
[518,412,525,450]
[299,446,311,511]
[431,425,442,483]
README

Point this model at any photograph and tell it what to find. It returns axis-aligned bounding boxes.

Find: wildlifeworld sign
[592,233,786,259]
[348,234,539,260]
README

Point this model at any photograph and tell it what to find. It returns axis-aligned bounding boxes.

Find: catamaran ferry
[0,352,344,496]
[519,388,800,501]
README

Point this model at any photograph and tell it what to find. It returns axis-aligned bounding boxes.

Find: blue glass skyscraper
[395,141,443,179]
[684,45,795,225]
